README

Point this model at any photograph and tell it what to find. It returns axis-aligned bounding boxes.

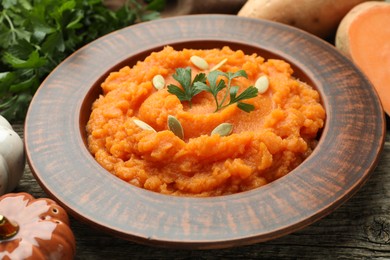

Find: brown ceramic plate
[25,15,386,249]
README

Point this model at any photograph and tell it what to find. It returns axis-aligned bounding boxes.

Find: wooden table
[13,117,390,259]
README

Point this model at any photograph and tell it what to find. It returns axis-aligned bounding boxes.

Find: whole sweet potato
[238,0,375,39]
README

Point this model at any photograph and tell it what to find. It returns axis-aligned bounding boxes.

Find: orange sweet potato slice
[336,1,390,115]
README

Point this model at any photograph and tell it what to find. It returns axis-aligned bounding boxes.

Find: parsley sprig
[167,68,258,113]
[0,0,163,122]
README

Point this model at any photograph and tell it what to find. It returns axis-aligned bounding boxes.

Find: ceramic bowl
[25,15,386,249]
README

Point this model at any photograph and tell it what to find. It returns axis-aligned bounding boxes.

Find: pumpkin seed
[152,74,165,90]
[190,55,209,70]
[167,115,184,140]
[211,123,233,136]
[255,75,269,94]
[210,58,228,71]
[133,119,156,132]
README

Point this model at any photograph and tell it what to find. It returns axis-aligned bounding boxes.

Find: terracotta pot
[103,0,246,16]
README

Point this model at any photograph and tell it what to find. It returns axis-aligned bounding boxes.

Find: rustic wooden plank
[12,121,390,259]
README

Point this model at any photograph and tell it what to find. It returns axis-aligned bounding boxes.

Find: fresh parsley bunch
[0,0,163,122]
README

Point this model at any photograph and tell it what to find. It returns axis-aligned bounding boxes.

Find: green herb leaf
[192,72,207,87]
[205,70,226,95]
[167,84,187,101]
[193,81,210,92]
[228,86,258,112]
[0,0,163,122]
[3,51,47,69]
[237,102,255,112]
[3,0,18,9]
[9,76,37,93]
[172,67,191,89]
[41,32,66,53]
[230,86,258,104]
[167,67,206,107]
[0,72,16,93]
[229,86,239,100]
[228,70,248,79]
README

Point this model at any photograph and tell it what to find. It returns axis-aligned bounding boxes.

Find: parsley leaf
[193,69,258,112]
[229,86,258,112]
[167,67,206,107]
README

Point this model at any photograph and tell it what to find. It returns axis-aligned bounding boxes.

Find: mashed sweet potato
[86,46,325,197]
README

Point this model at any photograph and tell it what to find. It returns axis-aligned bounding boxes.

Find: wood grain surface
[15,123,390,259]
[21,15,386,254]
